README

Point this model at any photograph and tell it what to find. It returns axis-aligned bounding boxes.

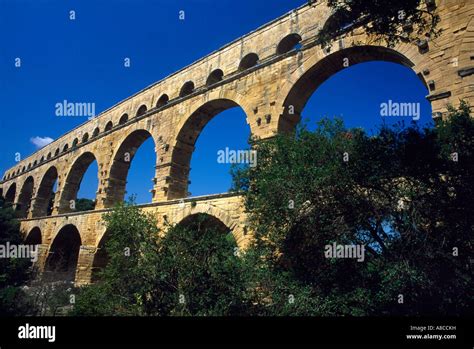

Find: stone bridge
[1,0,473,285]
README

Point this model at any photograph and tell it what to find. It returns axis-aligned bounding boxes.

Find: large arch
[277,45,426,133]
[4,182,16,205]
[25,227,42,245]
[105,129,157,207]
[16,176,34,218]
[31,166,58,217]
[178,213,230,235]
[168,98,247,199]
[58,152,99,213]
[44,224,81,282]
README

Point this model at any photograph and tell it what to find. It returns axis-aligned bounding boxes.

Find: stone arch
[206,69,224,86]
[105,129,157,207]
[91,231,110,282]
[62,144,69,153]
[16,176,34,218]
[276,33,302,54]
[92,127,100,138]
[31,166,58,217]
[156,94,169,108]
[179,81,195,97]
[72,138,79,148]
[104,121,113,132]
[25,227,42,245]
[44,224,81,282]
[4,182,16,205]
[119,113,129,125]
[277,45,427,133]
[173,207,244,247]
[58,151,99,213]
[82,133,89,143]
[136,105,147,117]
[168,98,249,199]
[54,148,60,157]
[239,53,259,71]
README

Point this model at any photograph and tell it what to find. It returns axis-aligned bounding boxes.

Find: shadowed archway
[16,176,34,218]
[44,224,81,282]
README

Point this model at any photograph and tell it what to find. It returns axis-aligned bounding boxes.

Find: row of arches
[2,33,305,182]
[3,43,431,218]
[2,127,158,218]
[26,212,232,283]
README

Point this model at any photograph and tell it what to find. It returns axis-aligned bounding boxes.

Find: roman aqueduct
[1,0,473,285]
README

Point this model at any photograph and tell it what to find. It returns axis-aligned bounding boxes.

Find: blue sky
[0,0,432,204]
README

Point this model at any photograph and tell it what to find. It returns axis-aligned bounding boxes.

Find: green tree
[74,198,95,212]
[233,101,473,316]
[0,197,33,315]
[72,205,248,316]
[316,0,440,49]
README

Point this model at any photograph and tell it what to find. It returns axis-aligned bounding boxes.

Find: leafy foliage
[0,197,33,316]
[316,0,441,49]
[233,101,473,315]
[72,205,247,316]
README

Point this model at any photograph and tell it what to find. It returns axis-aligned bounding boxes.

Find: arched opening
[62,144,69,153]
[178,213,230,235]
[25,227,42,245]
[91,232,110,282]
[44,224,81,282]
[169,99,250,199]
[32,166,58,217]
[16,176,34,218]
[82,133,89,143]
[206,69,224,86]
[4,183,16,205]
[92,127,100,138]
[59,152,99,213]
[136,105,147,117]
[279,45,430,133]
[106,130,157,206]
[119,113,129,125]
[104,121,113,132]
[179,81,195,97]
[156,94,169,108]
[47,152,52,160]
[40,156,44,163]
[276,33,302,54]
[72,138,79,148]
[238,53,259,71]
[54,149,60,157]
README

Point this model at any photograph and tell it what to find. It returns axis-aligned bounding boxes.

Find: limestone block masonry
[1,0,473,285]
